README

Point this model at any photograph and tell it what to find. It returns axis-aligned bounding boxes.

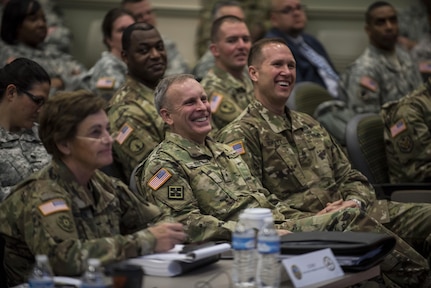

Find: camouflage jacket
[134,131,289,242]
[200,66,254,130]
[398,1,430,43]
[380,78,431,183]
[107,76,166,180]
[0,125,50,202]
[0,160,163,287]
[192,49,214,81]
[338,44,423,113]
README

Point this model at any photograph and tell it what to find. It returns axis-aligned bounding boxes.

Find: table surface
[142,259,380,288]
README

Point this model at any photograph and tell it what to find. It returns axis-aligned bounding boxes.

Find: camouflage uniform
[200,66,254,130]
[80,51,127,101]
[0,43,87,92]
[137,131,430,286]
[411,34,431,81]
[0,125,50,202]
[338,44,423,114]
[380,78,431,183]
[0,159,164,287]
[163,36,190,76]
[192,50,214,81]
[107,76,166,180]
[398,1,430,44]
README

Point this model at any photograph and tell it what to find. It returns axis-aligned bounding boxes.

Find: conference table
[142,259,380,288]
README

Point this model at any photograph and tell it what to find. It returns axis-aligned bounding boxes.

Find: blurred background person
[0,58,51,202]
[80,8,136,100]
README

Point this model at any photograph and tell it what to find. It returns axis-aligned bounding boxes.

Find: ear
[56,140,71,156]
[248,65,258,82]
[160,108,174,126]
[209,43,219,57]
[5,84,17,101]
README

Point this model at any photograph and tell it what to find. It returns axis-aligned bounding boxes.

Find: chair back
[345,113,389,184]
[286,82,334,116]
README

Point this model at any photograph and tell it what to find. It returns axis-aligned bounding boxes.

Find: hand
[277,229,292,236]
[148,222,187,252]
[317,199,357,215]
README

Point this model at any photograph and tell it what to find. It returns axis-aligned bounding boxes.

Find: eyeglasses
[273,4,306,15]
[21,90,46,107]
[75,131,119,144]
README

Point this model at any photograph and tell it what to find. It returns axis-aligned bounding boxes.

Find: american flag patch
[390,119,407,138]
[148,168,172,190]
[38,199,70,216]
[115,123,134,145]
[210,93,223,113]
[419,61,431,73]
[230,140,245,155]
[360,76,378,92]
[96,77,115,89]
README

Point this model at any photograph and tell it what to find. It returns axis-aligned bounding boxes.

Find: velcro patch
[38,199,70,216]
[210,93,224,113]
[390,119,407,138]
[148,168,172,190]
[397,135,413,153]
[419,61,431,74]
[96,77,115,89]
[360,76,378,92]
[115,123,134,145]
[230,140,245,155]
[168,186,184,200]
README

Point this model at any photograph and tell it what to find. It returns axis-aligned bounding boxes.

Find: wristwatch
[351,199,363,209]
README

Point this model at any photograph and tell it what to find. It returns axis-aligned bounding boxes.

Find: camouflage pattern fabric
[338,44,423,114]
[411,34,431,81]
[398,1,430,44]
[0,160,164,287]
[107,76,166,180]
[0,43,87,92]
[192,49,215,81]
[381,78,431,183]
[217,99,431,287]
[163,35,190,76]
[200,66,254,130]
[80,51,127,101]
[0,125,50,202]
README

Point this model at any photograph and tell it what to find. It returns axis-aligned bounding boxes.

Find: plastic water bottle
[232,213,256,288]
[28,254,55,288]
[80,258,107,288]
[256,217,280,288]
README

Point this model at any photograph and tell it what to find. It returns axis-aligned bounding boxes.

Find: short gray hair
[154,74,196,114]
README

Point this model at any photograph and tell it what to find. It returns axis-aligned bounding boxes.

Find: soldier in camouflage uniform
[0,90,186,287]
[107,23,167,181]
[0,58,51,202]
[121,0,189,76]
[398,0,431,51]
[217,37,431,287]
[200,15,254,130]
[134,74,431,286]
[80,8,136,101]
[380,78,431,183]
[0,0,87,93]
[338,2,423,114]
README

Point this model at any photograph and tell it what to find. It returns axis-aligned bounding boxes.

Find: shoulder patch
[168,186,184,200]
[115,123,134,145]
[360,76,378,92]
[397,135,413,153]
[230,140,246,155]
[96,77,115,89]
[38,199,70,216]
[390,119,407,138]
[419,61,431,74]
[210,93,224,113]
[148,168,172,190]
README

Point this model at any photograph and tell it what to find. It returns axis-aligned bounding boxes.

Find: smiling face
[160,78,212,144]
[17,6,47,47]
[249,42,296,113]
[122,28,167,89]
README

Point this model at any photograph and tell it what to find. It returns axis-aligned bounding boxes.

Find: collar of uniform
[165,131,225,159]
[252,100,291,134]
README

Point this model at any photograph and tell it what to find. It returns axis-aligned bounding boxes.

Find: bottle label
[232,235,255,250]
[28,279,55,288]
[257,240,280,254]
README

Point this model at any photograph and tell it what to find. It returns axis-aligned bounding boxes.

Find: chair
[286,81,334,116]
[345,113,431,202]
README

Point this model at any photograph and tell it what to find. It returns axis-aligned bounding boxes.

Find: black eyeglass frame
[21,89,46,107]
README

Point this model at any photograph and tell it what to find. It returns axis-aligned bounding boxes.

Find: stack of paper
[127,243,231,277]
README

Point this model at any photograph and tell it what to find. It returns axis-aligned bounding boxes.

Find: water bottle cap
[35,254,48,262]
[88,258,101,266]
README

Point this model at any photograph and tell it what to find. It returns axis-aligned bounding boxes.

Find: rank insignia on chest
[168,186,184,200]
[148,168,172,190]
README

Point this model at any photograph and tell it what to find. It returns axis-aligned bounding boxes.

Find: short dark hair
[1,0,42,44]
[0,58,50,99]
[154,74,196,114]
[210,15,244,43]
[38,90,106,160]
[248,37,288,66]
[211,0,242,19]
[365,1,394,24]
[102,8,135,50]
[121,22,155,52]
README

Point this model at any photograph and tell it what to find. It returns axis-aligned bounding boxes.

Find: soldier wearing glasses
[0,58,51,202]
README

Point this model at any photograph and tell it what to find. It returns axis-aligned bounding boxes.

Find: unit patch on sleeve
[210,93,224,113]
[38,199,70,216]
[168,186,184,200]
[96,77,115,89]
[360,76,378,92]
[148,168,172,190]
[230,140,245,155]
[390,119,407,138]
[115,123,134,145]
[397,135,413,153]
